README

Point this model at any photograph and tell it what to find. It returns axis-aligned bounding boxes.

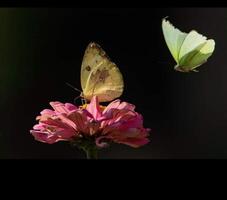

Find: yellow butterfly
[80,42,124,103]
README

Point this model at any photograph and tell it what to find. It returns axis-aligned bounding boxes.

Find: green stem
[70,138,99,159]
[85,147,98,159]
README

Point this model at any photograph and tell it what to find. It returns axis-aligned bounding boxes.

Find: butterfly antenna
[66,82,82,93]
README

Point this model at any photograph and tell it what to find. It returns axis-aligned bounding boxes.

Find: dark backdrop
[1,8,227,159]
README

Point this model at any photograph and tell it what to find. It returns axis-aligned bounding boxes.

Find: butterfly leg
[81,97,87,105]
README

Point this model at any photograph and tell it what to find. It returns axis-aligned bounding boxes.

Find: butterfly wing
[177,31,215,72]
[81,42,124,102]
[177,39,215,72]
[162,18,187,63]
[178,31,207,64]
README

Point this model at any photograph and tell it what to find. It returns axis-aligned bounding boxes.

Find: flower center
[79,103,106,111]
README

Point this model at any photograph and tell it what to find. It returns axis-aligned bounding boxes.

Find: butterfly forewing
[162,18,187,63]
[178,31,207,64]
[179,39,215,71]
[81,42,124,102]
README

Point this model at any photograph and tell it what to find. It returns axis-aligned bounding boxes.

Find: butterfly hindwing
[178,39,215,72]
[81,42,124,102]
[178,31,207,64]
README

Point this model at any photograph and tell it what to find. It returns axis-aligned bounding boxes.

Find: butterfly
[162,18,215,72]
[79,42,124,103]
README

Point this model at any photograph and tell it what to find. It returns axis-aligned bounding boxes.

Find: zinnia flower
[30,96,150,158]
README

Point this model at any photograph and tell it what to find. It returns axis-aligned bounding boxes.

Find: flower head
[30,96,150,149]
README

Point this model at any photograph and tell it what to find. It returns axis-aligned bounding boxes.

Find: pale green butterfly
[162,18,215,72]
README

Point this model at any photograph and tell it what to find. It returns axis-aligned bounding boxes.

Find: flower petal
[117,102,135,111]
[100,127,150,148]
[65,103,78,112]
[95,136,110,148]
[57,114,77,130]
[40,109,56,116]
[86,96,102,120]
[103,99,121,115]
[30,130,69,144]
[67,111,89,133]
[50,102,70,114]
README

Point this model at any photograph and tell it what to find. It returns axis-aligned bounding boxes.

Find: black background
[1,8,227,159]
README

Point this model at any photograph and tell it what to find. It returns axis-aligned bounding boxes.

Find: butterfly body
[162,18,215,72]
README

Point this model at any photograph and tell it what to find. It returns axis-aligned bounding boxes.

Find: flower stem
[70,138,98,159]
[85,147,98,159]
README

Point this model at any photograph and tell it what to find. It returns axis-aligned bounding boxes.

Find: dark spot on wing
[86,65,91,71]
[99,70,109,82]
[90,68,110,84]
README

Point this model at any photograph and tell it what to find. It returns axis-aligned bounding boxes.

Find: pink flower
[30,96,150,148]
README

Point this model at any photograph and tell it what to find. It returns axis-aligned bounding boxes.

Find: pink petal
[86,96,102,120]
[117,102,135,111]
[100,127,150,148]
[30,130,69,144]
[57,114,77,130]
[103,100,135,116]
[95,136,110,148]
[40,109,56,116]
[103,100,121,115]
[50,102,69,114]
[68,111,89,133]
[101,121,122,134]
[33,124,44,130]
[55,128,77,139]
[112,110,137,122]
[39,118,77,139]
[65,103,77,112]
[101,110,142,133]
[117,114,143,130]
[41,118,69,129]
[30,130,59,144]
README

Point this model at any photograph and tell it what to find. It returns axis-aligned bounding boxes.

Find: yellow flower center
[79,104,106,112]
[80,104,87,109]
